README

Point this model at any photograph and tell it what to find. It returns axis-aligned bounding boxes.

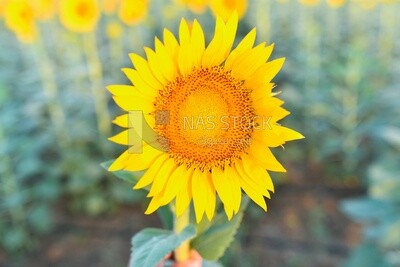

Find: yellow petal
[277,126,305,142]
[224,27,256,70]
[235,158,270,197]
[262,57,285,83]
[212,166,241,215]
[190,19,205,67]
[248,140,286,172]
[121,68,158,98]
[237,173,267,211]
[124,144,164,172]
[192,169,207,223]
[112,114,129,128]
[241,154,275,193]
[107,85,136,96]
[153,38,178,81]
[163,28,179,57]
[108,150,130,171]
[145,194,163,214]
[204,171,216,221]
[112,95,154,113]
[176,169,193,216]
[231,43,275,80]
[144,46,168,85]
[201,16,225,67]
[148,158,176,197]
[129,53,164,89]
[133,154,169,189]
[108,130,129,145]
[159,164,188,205]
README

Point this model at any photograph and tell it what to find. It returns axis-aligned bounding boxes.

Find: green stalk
[378,4,395,64]
[256,0,271,43]
[82,31,112,138]
[174,207,190,263]
[33,30,70,149]
[0,126,25,226]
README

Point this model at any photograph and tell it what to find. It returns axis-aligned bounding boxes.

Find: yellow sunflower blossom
[31,0,55,21]
[355,0,378,10]
[102,0,120,15]
[4,0,37,43]
[299,0,320,6]
[118,0,148,26]
[210,0,247,21]
[106,21,122,39]
[59,0,100,33]
[179,0,209,14]
[0,0,8,18]
[327,0,345,8]
[108,14,304,222]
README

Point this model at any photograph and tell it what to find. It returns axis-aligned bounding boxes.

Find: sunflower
[327,0,345,8]
[102,0,120,15]
[4,0,37,43]
[108,14,303,222]
[179,0,209,14]
[210,0,247,21]
[298,0,320,6]
[118,0,148,26]
[59,0,100,33]
[31,0,55,21]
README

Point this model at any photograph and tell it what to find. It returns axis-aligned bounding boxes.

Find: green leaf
[340,198,395,222]
[191,196,249,261]
[344,243,391,267]
[101,160,144,185]
[130,225,196,267]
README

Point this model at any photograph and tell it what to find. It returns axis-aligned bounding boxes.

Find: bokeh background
[1,0,399,266]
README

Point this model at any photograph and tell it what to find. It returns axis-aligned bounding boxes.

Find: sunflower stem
[82,31,112,138]
[174,207,190,263]
[33,30,70,149]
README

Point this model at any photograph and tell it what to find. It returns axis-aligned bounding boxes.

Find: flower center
[154,67,255,170]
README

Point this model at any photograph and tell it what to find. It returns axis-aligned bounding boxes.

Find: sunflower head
[118,0,148,26]
[59,0,100,33]
[108,13,304,222]
[299,0,320,6]
[179,0,210,14]
[327,0,345,8]
[102,0,120,15]
[210,0,248,21]
[31,0,56,21]
[4,0,37,43]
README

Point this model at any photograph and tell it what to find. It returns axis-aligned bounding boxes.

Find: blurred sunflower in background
[102,0,119,15]
[59,0,100,33]
[4,0,37,43]
[326,0,345,8]
[298,0,320,6]
[179,0,209,14]
[108,14,303,222]
[210,0,247,21]
[118,0,148,26]
[31,0,55,21]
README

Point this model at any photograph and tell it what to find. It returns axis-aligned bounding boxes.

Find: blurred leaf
[28,204,53,234]
[191,197,249,261]
[130,225,196,267]
[344,243,391,267]
[2,227,27,252]
[101,160,144,185]
[340,198,395,223]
